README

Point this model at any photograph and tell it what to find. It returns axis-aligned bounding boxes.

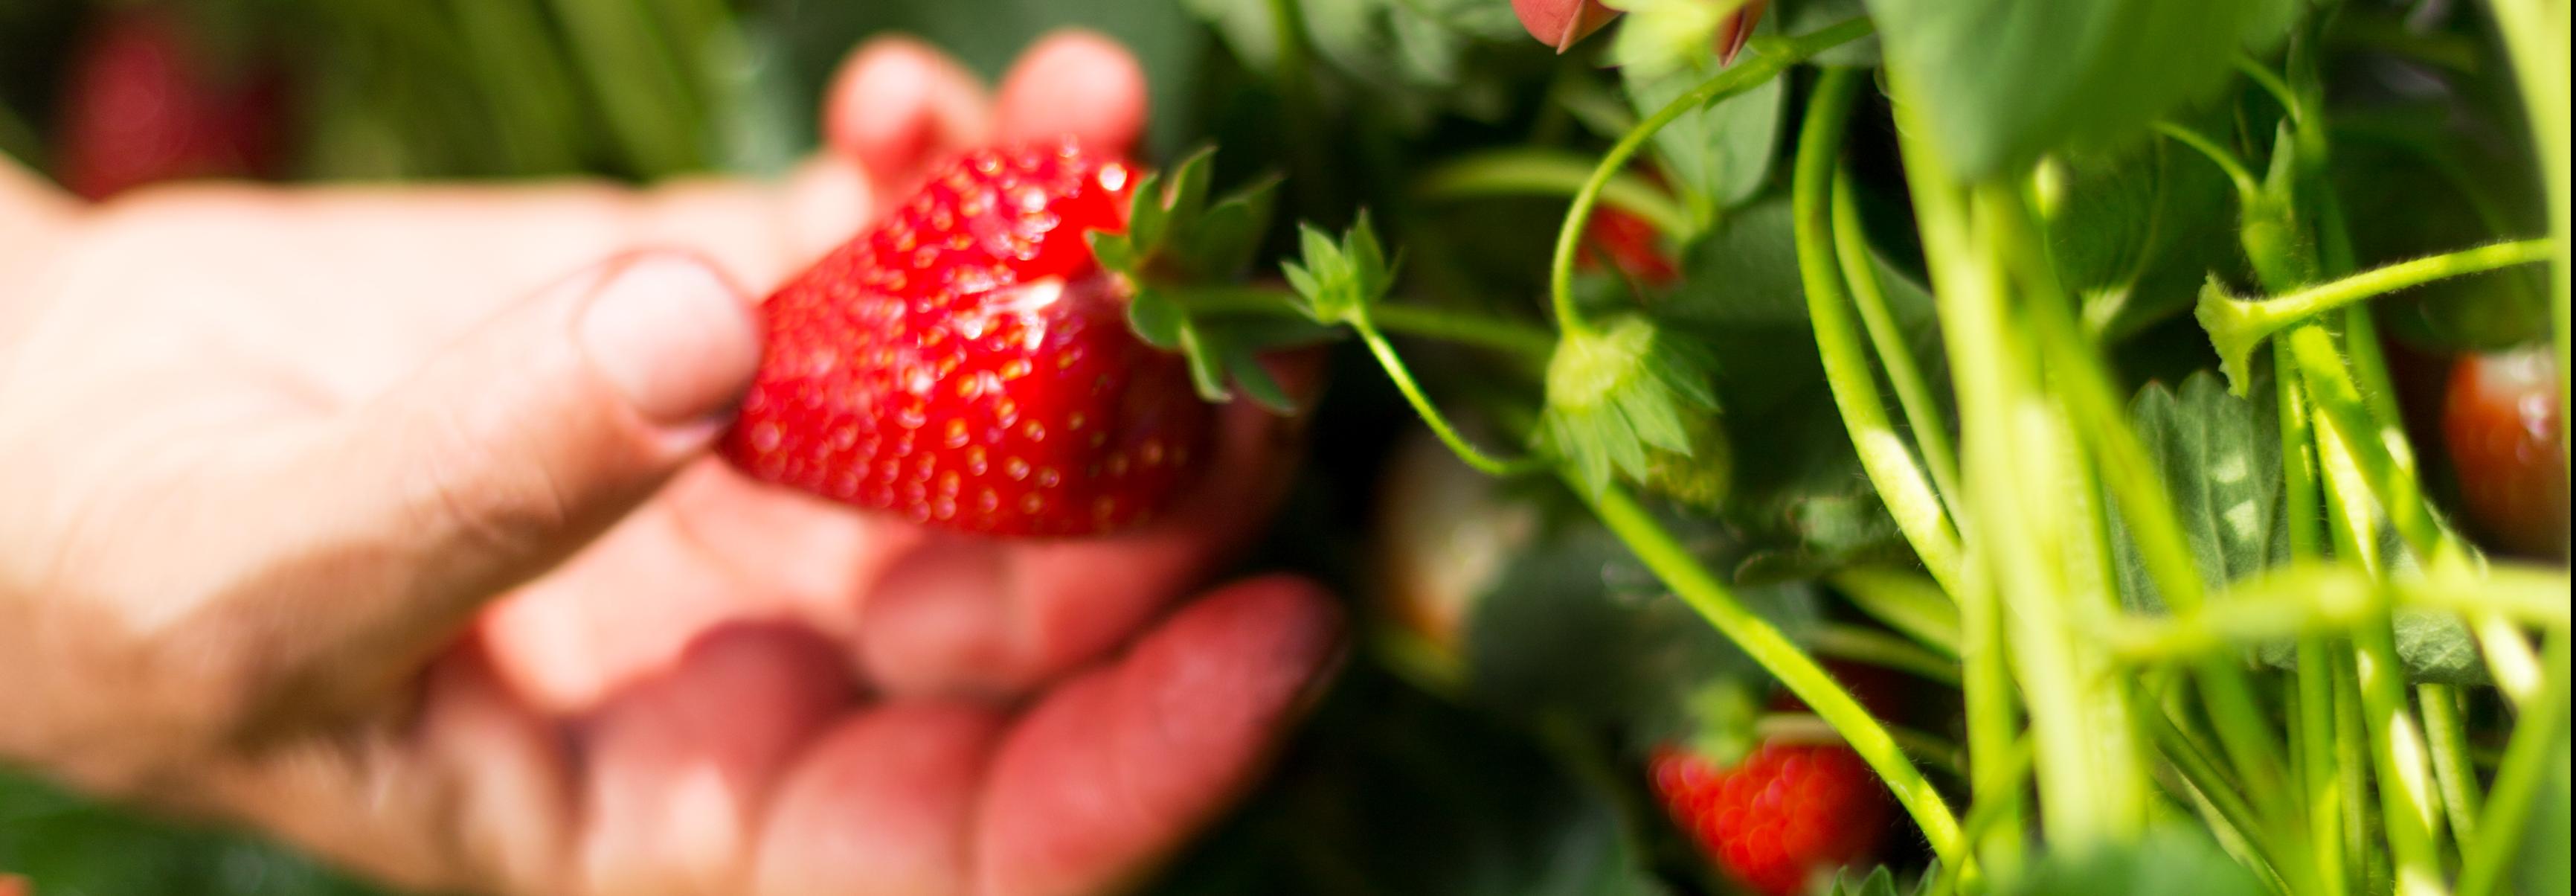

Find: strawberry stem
[1355,320,1547,477]
[1544,15,1874,339]
[1418,149,1692,237]
[1832,168,1964,517]
[1178,286,1555,359]
[1792,66,1969,597]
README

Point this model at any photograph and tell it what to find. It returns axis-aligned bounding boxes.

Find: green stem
[2110,565,2573,661]
[1417,150,1692,237]
[1756,713,1970,779]
[2280,344,2348,895]
[2156,121,2262,200]
[1826,568,1963,657]
[2318,423,2449,896]
[2235,56,2306,126]
[1890,76,2038,868]
[1794,67,1969,597]
[2418,683,2482,843]
[1811,624,1962,687]
[2002,182,2302,878]
[1181,287,1558,359]
[1834,168,1966,516]
[1352,321,1546,477]
[1579,481,1968,871]
[2457,630,2572,896]
[2148,700,2284,886]
[2202,240,2555,385]
[1545,16,1875,336]
[2288,328,2445,560]
[2486,0,2570,477]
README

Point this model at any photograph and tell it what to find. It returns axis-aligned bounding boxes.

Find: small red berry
[722,140,1212,537]
[2443,347,2569,560]
[56,10,282,200]
[1651,741,1890,896]
[1581,206,1681,287]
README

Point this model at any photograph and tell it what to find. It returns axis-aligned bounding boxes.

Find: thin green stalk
[1353,321,1546,476]
[1546,16,1875,336]
[2319,424,2449,896]
[1578,481,1968,872]
[2289,328,2445,559]
[1826,568,1963,656]
[1417,150,1692,237]
[2156,121,2262,199]
[2148,702,2284,886]
[2280,345,2348,896]
[1794,67,1969,597]
[2200,240,2555,375]
[2486,0,2570,475]
[2105,566,2574,661]
[1811,624,1962,687]
[2236,57,2306,126]
[2457,631,2572,896]
[1890,74,2053,863]
[2333,653,2384,894]
[1181,287,1558,359]
[2000,185,2302,878]
[1833,169,1965,515]
[2418,684,2482,843]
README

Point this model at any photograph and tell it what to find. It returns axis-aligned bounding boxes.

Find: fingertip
[825,36,992,185]
[996,29,1148,157]
[751,702,1005,896]
[577,623,857,895]
[976,577,1343,896]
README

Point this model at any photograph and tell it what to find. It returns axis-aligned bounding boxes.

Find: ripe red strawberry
[1651,740,1891,896]
[56,9,282,200]
[2443,346,2568,560]
[1581,206,1681,287]
[723,140,1212,537]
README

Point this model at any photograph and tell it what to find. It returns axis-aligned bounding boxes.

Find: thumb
[222,252,760,716]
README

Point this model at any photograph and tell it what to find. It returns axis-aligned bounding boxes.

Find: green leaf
[2116,372,2487,683]
[2111,372,2288,614]
[1865,0,2299,178]
[2041,139,2241,341]
[1622,38,1783,211]
[2000,827,2267,896]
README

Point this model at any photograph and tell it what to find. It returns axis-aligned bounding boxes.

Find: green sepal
[1126,287,1188,351]
[1536,314,1722,497]
[1282,211,1398,326]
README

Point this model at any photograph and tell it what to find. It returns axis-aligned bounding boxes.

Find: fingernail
[578,255,762,426]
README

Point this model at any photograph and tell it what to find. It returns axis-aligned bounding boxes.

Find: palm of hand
[0,34,1337,896]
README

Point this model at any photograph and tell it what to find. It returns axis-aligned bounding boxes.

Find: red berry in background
[723,140,1213,537]
[55,9,283,200]
[1513,0,1622,52]
[1652,740,1891,896]
[1581,206,1681,287]
[2443,347,2569,560]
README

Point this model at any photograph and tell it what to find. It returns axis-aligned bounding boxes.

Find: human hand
[0,31,1342,896]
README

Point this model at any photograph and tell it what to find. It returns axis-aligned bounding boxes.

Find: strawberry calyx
[1537,313,1724,497]
[1088,148,1332,413]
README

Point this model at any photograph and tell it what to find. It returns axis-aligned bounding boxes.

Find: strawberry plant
[4,1,2570,895]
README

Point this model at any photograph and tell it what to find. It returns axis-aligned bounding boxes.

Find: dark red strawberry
[1652,740,1891,896]
[723,140,1212,537]
[1580,206,1681,287]
[56,9,282,200]
[2444,346,2568,560]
